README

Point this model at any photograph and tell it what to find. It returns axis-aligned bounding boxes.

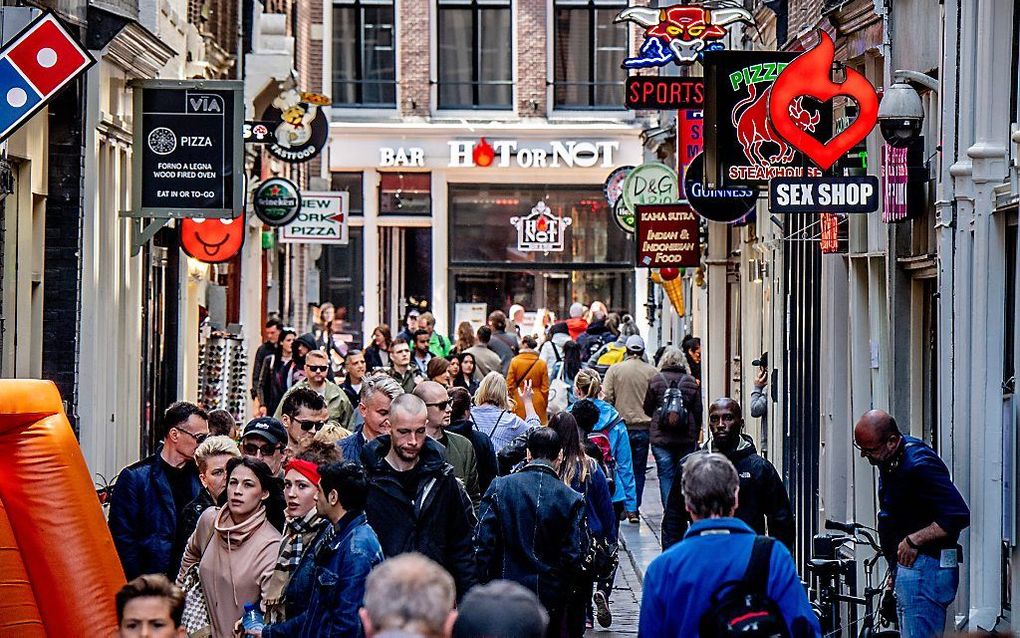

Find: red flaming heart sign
[768,31,879,171]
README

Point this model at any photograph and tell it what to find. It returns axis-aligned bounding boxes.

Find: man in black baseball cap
[240,416,288,476]
[453,581,548,638]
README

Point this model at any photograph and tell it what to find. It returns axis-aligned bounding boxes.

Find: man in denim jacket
[261,461,384,638]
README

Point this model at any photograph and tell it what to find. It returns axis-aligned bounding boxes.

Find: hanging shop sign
[260,89,330,163]
[510,201,572,253]
[253,177,302,227]
[243,120,275,144]
[616,4,754,68]
[133,79,243,218]
[280,192,349,244]
[768,176,880,214]
[449,138,619,169]
[625,77,704,110]
[684,153,757,222]
[881,144,909,222]
[635,204,700,268]
[0,12,94,144]
[180,214,245,263]
[620,163,680,233]
[678,109,703,199]
[603,166,635,233]
[703,50,829,188]
[768,32,879,171]
[819,213,847,254]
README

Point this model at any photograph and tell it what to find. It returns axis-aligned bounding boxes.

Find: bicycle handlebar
[824,519,857,534]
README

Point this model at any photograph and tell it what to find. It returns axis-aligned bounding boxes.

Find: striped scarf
[263,511,328,622]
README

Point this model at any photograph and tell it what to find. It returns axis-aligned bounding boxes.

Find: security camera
[877,71,939,148]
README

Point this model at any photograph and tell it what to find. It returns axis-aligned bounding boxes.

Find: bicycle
[807,519,899,638]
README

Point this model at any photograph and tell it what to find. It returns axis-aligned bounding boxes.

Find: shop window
[553,0,627,109]
[331,172,364,215]
[448,184,633,265]
[380,172,431,215]
[437,0,512,109]
[333,0,396,107]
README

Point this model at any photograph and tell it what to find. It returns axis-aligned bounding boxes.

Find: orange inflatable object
[0,380,124,637]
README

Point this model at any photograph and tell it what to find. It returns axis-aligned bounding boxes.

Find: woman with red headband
[262,442,341,627]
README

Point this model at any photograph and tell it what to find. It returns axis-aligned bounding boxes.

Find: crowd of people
[107,300,972,638]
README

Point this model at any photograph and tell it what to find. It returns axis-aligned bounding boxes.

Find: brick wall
[42,76,86,432]
[516,0,546,117]
[398,0,430,116]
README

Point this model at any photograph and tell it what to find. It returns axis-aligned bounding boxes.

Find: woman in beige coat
[179,456,282,638]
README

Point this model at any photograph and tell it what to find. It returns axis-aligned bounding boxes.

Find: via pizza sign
[280,192,349,244]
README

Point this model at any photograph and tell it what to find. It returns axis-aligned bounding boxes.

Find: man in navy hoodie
[640,452,819,637]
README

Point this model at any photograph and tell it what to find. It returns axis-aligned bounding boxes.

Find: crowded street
[0,0,1019,637]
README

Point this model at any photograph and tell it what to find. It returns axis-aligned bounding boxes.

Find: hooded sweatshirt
[564,317,588,341]
[569,398,637,511]
[179,506,282,638]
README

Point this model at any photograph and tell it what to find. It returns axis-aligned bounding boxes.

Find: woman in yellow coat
[505,335,550,424]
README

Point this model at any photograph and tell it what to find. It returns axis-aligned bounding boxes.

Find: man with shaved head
[661,396,794,551]
[414,381,481,508]
[853,409,969,638]
[361,393,478,599]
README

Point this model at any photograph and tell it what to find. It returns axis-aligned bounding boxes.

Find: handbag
[180,527,216,638]
[548,363,570,416]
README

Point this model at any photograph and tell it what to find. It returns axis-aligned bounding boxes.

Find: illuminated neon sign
[768,31,879,171]
[615,4,754,69]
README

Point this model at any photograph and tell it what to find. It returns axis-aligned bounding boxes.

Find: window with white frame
[437,0,513,109]
[332,0,397,107]
[553,0,627,109]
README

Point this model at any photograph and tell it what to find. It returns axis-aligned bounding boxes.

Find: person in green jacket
[414,381,480,509]
[419,311,452,358]
[274,349,354,432]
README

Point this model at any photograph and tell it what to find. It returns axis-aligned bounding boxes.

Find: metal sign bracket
[131,217,170,255]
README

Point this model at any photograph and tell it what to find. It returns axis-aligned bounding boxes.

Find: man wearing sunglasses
[414,381,481,509]
[279,387,329,456]
[109,401,209,580]
[274,349,354,432]
[240,417,289,476]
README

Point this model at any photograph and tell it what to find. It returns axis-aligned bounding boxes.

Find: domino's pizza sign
[0,12,94,143]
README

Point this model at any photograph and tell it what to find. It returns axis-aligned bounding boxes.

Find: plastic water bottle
[241,602,264,635]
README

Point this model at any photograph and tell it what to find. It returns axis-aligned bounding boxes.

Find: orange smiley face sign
[180,215,245,263]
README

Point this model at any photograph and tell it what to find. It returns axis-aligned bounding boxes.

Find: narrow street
[587,462,663,637]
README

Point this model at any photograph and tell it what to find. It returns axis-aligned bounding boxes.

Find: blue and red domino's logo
[0,12,93,141]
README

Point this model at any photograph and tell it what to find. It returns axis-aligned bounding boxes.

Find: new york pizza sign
[0,12,94,143]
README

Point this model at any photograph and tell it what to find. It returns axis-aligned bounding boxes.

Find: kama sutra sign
[635,204,700,268]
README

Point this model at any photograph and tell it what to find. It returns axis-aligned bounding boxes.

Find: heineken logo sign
[253,177,302,227]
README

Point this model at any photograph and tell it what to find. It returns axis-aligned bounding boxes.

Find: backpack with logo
[593,343,627,374]
[655,374,689,432]
[582,331,615,362]
[699,536,789,637]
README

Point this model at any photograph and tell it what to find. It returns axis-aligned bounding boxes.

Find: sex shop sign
[762,32,882,214]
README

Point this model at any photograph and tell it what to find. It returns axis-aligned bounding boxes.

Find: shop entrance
[380,226,432,329]
[451,268,634,327]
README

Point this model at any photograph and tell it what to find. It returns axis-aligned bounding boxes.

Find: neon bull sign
[449,139,619,168]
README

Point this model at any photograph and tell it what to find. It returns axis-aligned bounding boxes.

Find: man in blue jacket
[639,452,819,637]
[261,460,384,637]
[108,401,209,580]
[854,409,970,638]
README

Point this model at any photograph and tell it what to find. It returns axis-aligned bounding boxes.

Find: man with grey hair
[360,553,457,638]
[339,373,404,465]
[362,394,477,599]
[639,452,818,637]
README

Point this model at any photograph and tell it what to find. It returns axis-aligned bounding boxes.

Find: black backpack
[699,536,789,637]
[656,374,689,430]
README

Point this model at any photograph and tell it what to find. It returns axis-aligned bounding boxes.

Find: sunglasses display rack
[197,334,249,422]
